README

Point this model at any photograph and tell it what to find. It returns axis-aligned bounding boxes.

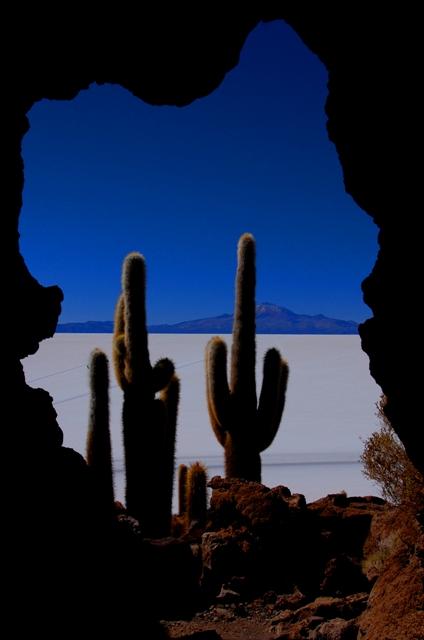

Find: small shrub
[361,531,402,579]
[360,395,424,511]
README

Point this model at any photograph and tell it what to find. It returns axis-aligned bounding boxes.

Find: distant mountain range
[56,303,359,335]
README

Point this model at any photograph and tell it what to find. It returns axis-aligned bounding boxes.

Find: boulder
[358,508,424,639]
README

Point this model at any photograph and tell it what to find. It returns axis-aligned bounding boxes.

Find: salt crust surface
[23,334,381,503]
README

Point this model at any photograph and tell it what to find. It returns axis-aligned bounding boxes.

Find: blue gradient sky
[19,20,378,326]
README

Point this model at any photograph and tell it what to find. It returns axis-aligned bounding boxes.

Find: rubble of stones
[149,476,424,640]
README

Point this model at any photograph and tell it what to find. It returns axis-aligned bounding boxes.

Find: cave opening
[19,19,381,501]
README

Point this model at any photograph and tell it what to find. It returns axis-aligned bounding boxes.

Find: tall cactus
[205,233,289,482]
[86,348,115,521]
[113,252,179,537]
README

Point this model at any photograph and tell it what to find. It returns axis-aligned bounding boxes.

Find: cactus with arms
[205,233,289,482]
[113,252,179,537]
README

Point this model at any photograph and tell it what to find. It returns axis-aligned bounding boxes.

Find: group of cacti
[85,233,289,537]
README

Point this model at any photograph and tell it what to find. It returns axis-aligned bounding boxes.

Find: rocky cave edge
[5,4,422,639]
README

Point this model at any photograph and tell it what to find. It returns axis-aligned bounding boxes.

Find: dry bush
[361,531,403,580]
[360,395,424,511]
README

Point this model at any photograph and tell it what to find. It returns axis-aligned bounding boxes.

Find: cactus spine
[205,233,289,482]
[113,252,179,537]
[86,348,115,520]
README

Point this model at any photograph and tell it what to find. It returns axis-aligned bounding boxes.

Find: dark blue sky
[19,20,378,326]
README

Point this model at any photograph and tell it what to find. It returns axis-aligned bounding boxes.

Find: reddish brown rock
[308,493,386,560]
[207,476,295,534]
[167,489,422,639]
[271,593,368,625]
[358,508,424,640]
[309,617,358,640]
[270,594,367,639]
[205,480,386,599]
[320,554,369,597]
[205,477,313,596]
[274,589,307,612]
[201,526,262,598]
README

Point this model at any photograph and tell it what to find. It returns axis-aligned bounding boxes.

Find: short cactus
[178,463,189,518]
[186,462,208,531]
[205,233,289,482]
[86,348,115,520]
[113,252,179,537]
[176,461,208,534]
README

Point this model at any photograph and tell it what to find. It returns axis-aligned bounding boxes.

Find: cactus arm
[230,233,257,409]
[112,294,127,390]
[272,358,289,443]
[152,357,175,393]
[160,373,180,471]
[205,336,230,447]
[257,349,289,452]
[122,252,151,384]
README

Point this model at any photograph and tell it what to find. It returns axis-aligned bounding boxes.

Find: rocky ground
[162,592,369,639]
[150,477,424,640]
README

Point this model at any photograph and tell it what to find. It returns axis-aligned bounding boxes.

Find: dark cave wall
[279,7,421,472]
[6,4,422,475]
